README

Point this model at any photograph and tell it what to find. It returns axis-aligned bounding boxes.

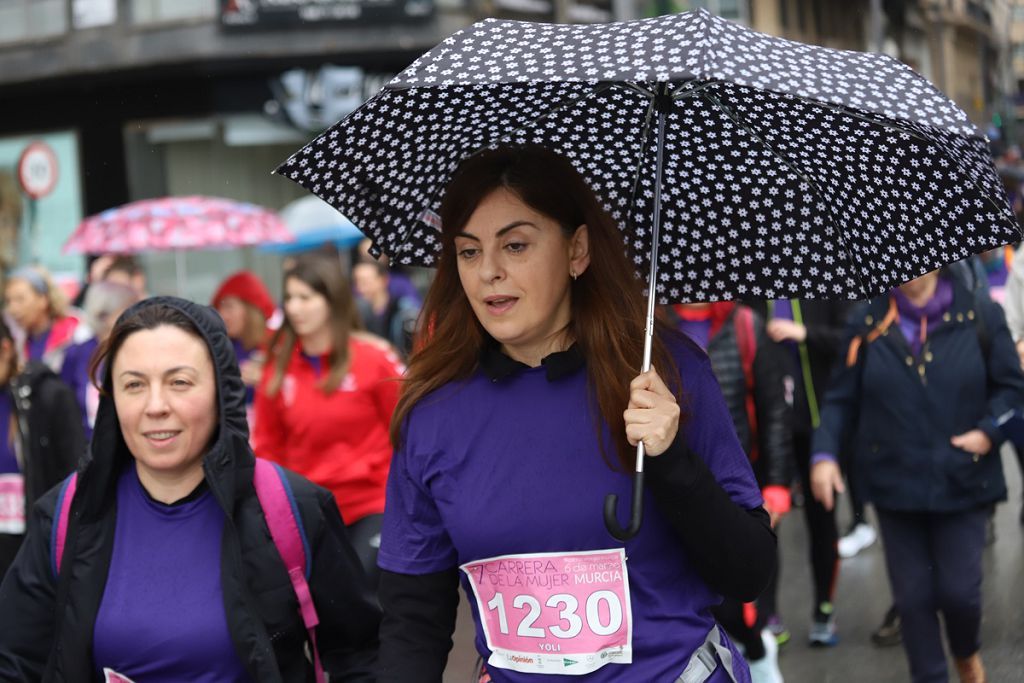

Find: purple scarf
[892,277,954,356]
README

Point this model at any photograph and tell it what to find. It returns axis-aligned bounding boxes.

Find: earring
[570,270,578,281]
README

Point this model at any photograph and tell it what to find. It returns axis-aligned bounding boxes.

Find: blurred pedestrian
[253,255,404,588]
[999,247,1024,523]
[0,297,380,680]
[61,281,141,442]
[377,146,775,682]
[748,297,851,646]
[211,270,276,417]
[3,266,89,372]
[356,237,423,307]
[669,301,792,683]
[811,266,1024,683]
[0,316,83,579]
[100,255,147,297]
[353,260,420,357]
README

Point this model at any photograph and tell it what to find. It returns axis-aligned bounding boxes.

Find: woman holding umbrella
[377,146,776,682]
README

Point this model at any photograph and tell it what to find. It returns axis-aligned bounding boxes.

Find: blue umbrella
[262,195,366,254]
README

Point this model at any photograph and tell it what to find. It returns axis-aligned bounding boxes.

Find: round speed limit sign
[17,141,59,200]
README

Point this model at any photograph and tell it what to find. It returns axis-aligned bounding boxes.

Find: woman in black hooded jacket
[0,297,379,682]
[0,317,83,579]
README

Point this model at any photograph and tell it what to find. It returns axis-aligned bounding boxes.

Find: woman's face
[897,269,940,300]
[112,325,217,481]
[217,296,248,340]
[454,188,589,364]
[283,277,331,340]
[3,278,50,334]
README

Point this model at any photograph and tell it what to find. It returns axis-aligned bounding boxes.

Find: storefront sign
[220,0,433,28]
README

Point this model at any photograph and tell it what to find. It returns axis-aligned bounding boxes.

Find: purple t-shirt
[93,465,251,682]
[231,338,256,406]
[60,337,99,441]
[677,318,713,351]
[380,338,761,682]
[0,391,16,474]
[26,330,49,362]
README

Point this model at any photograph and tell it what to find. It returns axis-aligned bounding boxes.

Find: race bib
[0,474,25,535]
[461,548,633,676]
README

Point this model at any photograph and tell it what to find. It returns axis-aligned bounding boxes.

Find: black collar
[480,339,585,382]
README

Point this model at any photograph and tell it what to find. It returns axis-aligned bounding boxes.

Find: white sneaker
[747,628,784,683]
[838,523,877,559]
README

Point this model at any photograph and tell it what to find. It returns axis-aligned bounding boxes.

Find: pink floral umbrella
[63,196,293,254]
[63,196,293,295]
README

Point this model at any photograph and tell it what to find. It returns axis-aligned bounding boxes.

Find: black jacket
[703,307,793,489]
[0,297,380,682]
[7,361,84,518]
[813,274,1024,512]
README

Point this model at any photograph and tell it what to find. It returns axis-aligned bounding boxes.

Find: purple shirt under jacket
[92,465,251,682]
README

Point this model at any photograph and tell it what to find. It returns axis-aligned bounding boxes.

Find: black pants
[793,430,839,610]
[877,507,987,683]
[347,513,383,590]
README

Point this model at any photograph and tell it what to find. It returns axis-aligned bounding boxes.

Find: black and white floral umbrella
[277,9,1020,538]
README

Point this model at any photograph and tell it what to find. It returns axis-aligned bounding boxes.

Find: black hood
[78,296,253,518]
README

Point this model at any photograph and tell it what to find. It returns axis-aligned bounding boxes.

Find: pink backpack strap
[253,458,324,683]
[51,472,78,579]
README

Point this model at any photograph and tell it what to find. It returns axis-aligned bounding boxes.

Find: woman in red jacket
[253,254,405,586]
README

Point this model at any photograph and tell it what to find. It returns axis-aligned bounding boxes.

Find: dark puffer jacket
[703,307,793,489]
[0,297,380,682]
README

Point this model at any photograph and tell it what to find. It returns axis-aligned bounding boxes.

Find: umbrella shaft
[636,93,668,474]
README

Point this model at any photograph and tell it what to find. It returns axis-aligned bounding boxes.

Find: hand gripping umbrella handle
[604,466,645,541]
[602,86,671,542]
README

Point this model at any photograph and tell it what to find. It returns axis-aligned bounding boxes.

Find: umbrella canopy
[63,196,293,255]
[261,195,366,254]
[277,9,1018,303]
[276,9,1021,539]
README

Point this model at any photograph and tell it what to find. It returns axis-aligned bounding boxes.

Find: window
[686,0,749,22]
[0,0,68,44]
[131,0,216,25]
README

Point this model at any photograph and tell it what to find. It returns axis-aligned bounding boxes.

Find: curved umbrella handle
[603,471,645,541]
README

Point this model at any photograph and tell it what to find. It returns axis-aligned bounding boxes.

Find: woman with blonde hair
[253,254,404,587]
[3,266,87,372]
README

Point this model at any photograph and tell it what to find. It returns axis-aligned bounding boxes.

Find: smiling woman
[0,297,381,682]
[108,322,218,503]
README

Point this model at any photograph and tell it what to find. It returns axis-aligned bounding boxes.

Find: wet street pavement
[444,448,1024,682]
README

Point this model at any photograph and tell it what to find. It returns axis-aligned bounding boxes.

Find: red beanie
[211,271,275,320]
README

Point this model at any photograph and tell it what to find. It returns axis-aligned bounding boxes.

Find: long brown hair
[265,254,363,396]
[390,145,679,471]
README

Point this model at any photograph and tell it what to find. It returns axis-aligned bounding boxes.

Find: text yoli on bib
[461,548,633,675]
